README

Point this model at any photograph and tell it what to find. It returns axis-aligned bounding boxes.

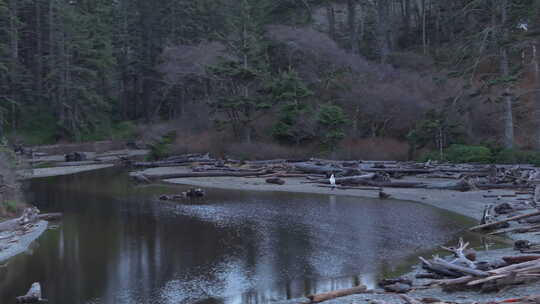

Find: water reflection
[0,168,478,304]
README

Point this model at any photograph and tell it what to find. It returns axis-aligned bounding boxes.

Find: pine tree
[208,0,274,143]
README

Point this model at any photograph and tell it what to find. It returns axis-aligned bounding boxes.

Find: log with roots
[440,238,476,269]
[16,282,44,303]
[307,285,367,303]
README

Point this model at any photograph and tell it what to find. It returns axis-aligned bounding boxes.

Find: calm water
[0,168,478,304]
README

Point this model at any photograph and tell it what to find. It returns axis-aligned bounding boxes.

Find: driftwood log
[307,285,367,303]
[138,170,271,181]
[316,185,381,191]
[469,210,540,231]
[294,163,343,175]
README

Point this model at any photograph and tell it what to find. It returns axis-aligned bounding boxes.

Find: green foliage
[420,145,540,166]
[408,109,465,150]
[1,200,18,213]
[207,0,275,142]
[148,131,176,160]
[494,149,540,166]
[423,144,493,163]
[14,112,58,145]
[317,104,348,151]
[270,70,314,144]
[80,121,136,142]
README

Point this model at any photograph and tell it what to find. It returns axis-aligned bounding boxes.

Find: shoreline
[20,164,115,179]
[161,173,515,221]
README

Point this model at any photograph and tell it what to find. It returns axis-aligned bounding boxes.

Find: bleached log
[432,258,489,277]
[469,210,540,231]
[307,285,367,303]
[141,170,270,180]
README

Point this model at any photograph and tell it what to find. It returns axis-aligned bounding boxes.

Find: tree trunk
[500,0,514,148]
[347,0,359,54]
[376,0,391,63]
[422,0,427,54]
[326,2,336,41]
[535,2,540,149]
[8,0,18,62]
[35,0,43,104]
[535,42,540,149]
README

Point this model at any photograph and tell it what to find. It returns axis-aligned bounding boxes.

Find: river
[0,168,479,304]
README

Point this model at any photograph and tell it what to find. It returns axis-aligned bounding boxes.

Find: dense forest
[1,0,540,160]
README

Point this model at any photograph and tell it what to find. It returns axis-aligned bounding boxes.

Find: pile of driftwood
[25,149,148,169]
[130,155,540,192]
[398,294,540,304]
[414,239,540,293]
[0,207,61,250]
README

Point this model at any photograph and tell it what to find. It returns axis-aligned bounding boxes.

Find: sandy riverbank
[21,164,115,179]
[146,165,514,221]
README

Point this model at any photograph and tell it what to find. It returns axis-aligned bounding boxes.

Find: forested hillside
[1,0,540,160]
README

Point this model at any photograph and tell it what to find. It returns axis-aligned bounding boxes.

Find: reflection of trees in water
[1,172,471,304]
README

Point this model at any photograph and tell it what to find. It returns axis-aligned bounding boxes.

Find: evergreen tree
[208,0,274,143]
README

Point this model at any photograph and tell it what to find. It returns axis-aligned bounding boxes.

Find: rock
[65,152,95,162]
[126,141,145,149]
[342,168,362,176]
[378,190,391,199]
[383,283,411,293]
[464,249,477,261]
[494,203,513,214]
[492,221,510,229]
[475,261,491,271]
[185,188,205,197]
[265,178,285,185]
[514,240,531,250]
